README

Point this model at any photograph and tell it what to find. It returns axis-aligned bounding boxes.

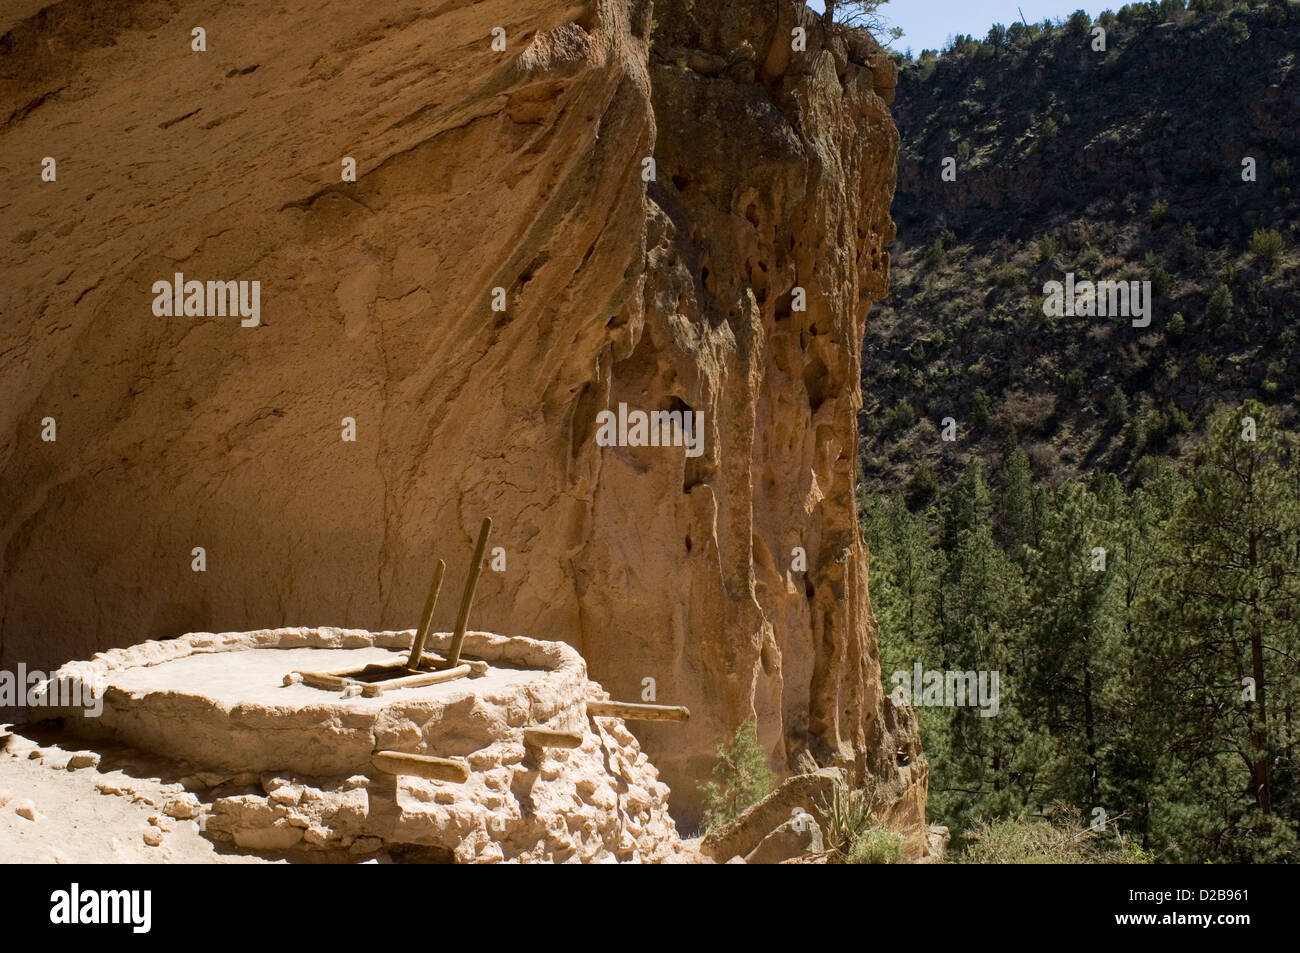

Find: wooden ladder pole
[446,517,492,668]
[406,558,447,672]
[586,700,691,722]
[523,728,584,749]
[371,751,469,783]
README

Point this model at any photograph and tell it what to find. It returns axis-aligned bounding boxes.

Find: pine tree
[698,717,775,832]
[942,456,993,555]
[1022,481,1118,806]
[1152,402,1300,860]
[998,435,1035,552]
[1096,461,1187,849]
[863,410,1300,861]
[867,493,944,673]
[933,457,1034,827]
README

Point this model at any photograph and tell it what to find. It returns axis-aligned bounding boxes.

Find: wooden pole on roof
[406,558,446,672]
[445,517,492,668]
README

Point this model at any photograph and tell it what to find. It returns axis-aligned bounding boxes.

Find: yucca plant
[820,780,875,861]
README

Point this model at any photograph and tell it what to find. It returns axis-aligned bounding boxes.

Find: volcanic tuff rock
[1,0,924,827]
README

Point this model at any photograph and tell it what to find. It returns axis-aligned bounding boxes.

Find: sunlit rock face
[0,0,924,831]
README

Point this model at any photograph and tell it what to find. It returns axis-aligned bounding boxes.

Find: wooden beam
[415,654,489,678]
[360,664,471,697]
[410,655,488,676]
[371,751,469,782]
[292,660,474,697]
[406,558,447,672]
[523,728,583,749]
[297,672,352,692]
[587,700,690,722]
[446,516,492,668]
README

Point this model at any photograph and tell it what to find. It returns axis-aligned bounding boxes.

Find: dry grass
[957,804,1152,864]
[997,388,1058,435]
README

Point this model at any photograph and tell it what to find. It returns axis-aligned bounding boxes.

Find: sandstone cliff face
[0,0,923,826]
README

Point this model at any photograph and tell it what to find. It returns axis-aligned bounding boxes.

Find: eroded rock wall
[0,0,922,826]
[1,0,654,678]
[578,1,924,821]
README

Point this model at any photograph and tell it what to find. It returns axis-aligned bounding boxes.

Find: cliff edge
[0,0,924,831]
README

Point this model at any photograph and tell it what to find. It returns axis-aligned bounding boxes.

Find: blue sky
[808,1,1114,54]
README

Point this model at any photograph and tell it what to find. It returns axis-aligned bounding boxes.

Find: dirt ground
[0,722,277,864]
[2,721,708,864]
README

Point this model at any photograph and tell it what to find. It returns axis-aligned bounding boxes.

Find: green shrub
[1150,265,1174,296]
[904,461,940,509]
[1038,234,1058,261]
[1108,387,1129,423]
[915,49,937,80]
[1141,403,1193,446]
[1249,228,1284,272]
[996,261,1026,287]
[849,828,903,864]
[924,238,946,268]
[1121,417,1144,455]
[1150,199,1171,229]
[1166,311,1186,336]
[1168,404,1193,434]
[884,400,916,438]
[698,718,773,831]
[1144,409,1172,448]
[820,779,900,864]
[972,388,993,432]
[1206,284,1233,325]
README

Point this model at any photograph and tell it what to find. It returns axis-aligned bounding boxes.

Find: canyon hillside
[861,2,1299,498]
